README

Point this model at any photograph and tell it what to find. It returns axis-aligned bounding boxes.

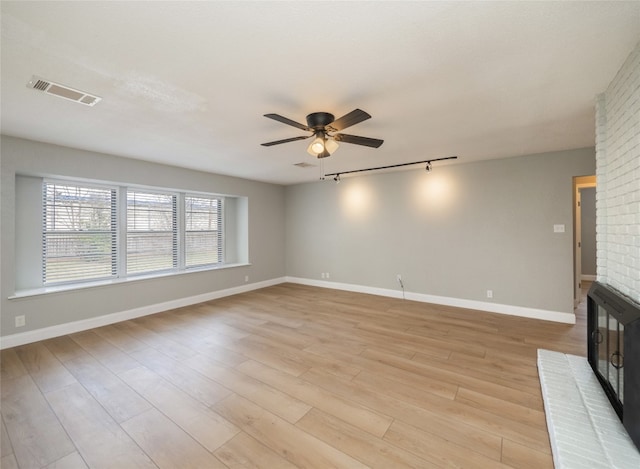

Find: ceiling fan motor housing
[306,112,334,130]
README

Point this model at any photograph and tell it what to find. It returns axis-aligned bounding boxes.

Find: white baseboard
[581,274,596,282]
[285,277,576,324]
[0,277,286,350]
[1,275,576,349]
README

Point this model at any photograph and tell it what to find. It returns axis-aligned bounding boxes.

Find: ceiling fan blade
[264,113,310,131]
[333,133,384,148]
[327,109,371,131]
[261,135,310,147]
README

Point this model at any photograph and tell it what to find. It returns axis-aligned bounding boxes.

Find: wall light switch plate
[553,224,565,233]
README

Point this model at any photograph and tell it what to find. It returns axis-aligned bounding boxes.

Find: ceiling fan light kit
[261,109,383,158]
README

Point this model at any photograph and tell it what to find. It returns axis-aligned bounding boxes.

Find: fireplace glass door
[595,304,624,406]
[587,281,640,451]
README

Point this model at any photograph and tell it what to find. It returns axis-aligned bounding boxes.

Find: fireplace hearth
[587,282,640,452]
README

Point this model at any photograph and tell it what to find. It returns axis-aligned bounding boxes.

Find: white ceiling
[1,1,639,185]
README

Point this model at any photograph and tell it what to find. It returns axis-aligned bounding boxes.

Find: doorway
[574,175,596,307]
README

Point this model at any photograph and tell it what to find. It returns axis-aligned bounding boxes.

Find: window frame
[42,180,118,286]
[41,178,227,288]
[184,193,225,269]
[126,188,179,277]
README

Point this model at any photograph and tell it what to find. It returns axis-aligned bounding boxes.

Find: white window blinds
[185,195,223,268]
[41,179,227,286]
[43,182,116,284]
[126,191,177,275]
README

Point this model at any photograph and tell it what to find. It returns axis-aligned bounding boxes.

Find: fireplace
[587,281,640,451]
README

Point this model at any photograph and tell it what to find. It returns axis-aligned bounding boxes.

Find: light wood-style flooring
[1,283,588,468]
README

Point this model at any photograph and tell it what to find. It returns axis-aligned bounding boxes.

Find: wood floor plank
[501,438,554,468]
[359,322,488,358]
[183,353,311,424]
[232,335,311,377]
[92,324,148,355]
[241,335,360,378]
[45,382,156,468]
[233,320,317,350]
[237,359,393,438]
[44,451,89,469]
[361,347,543,409]
[412,349,542,391]
[1,414,13,459]
[455,386,546,430]
[130,346,233,407]
[70,331,141,374]
[354,369,551,453]
[296,408,437,468]
[42,335,89,363]
[112,320,196,362]
[301,367,503,460]
[14,342,77,393]
[304,343,458,400]
[186,341,249,367]
[121,408,226,469]
[214,431,299,469]
[212,393,369,469]
[446,349,540,380]
[119,365,240,452]
[1,454,19,469]
[384,420,512,468]
[1,374,76,468]
[0,349,28,381]
[63,354,152,423]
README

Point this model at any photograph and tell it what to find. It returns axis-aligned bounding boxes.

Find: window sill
[9,262,251,300]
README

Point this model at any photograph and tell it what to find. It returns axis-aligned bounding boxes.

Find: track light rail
[324,156,458,178]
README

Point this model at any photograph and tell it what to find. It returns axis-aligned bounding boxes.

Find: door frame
[573,175,596,306]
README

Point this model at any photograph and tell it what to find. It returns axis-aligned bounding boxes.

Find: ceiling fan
[261,109,383,158]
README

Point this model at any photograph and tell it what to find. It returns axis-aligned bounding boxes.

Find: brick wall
[595,41,640,302]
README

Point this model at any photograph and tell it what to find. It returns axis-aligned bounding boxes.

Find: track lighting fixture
[324,156,457,180]
[334,174,341,183]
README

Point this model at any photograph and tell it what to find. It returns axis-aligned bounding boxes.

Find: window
[185,195,223,268]
[41,180,227,287]
[43,182,116,284]
[127,191,177,275]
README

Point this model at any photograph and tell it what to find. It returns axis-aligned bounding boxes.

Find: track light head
[425,161,433,172]
[334,174,341,183]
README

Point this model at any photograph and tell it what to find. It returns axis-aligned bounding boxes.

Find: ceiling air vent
[27,76,102,106]
[293,162,316,168]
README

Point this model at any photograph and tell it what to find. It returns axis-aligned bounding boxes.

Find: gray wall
[580,187,597,276]
[285,148,596,314]
[1,136,286,337]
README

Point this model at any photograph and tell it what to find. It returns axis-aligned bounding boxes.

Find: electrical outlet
[321,273,325,279]
[15,315,25,328]
[486,290,493,299]
[326,272,330,279]
[244,275,249,283]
